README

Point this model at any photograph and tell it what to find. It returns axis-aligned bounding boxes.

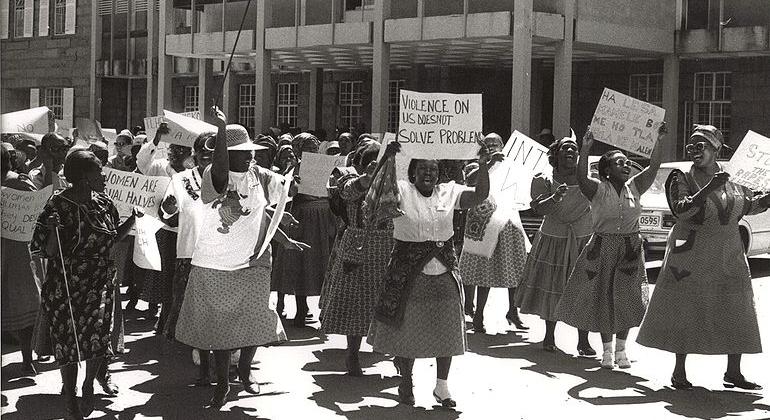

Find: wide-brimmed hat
[226,124,266,151]
[690,124,724,150]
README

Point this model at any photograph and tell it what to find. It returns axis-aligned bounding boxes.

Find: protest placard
[163,110,216,147]
[503,131,551,176]
[103,167,170,222]
[590,88,665,158]
[375,132,410,181]
[75,118,104,142]
[102,128,118,156]
[298,153,348,197]
[257,169,294,259]
[133,214,165,271]
[1,107,52,134]
[143,115,164,141]
[1,186,53,242]
[397,89,482,159]
[725,130,770,191]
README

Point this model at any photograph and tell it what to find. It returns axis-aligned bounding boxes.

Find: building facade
[2,0,769,161]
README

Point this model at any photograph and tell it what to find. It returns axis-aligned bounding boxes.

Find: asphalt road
[2,255,770,420]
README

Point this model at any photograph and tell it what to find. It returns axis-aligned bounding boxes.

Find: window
[14,0,24,38]
[684,72,732,154]
[628,74,663,106]
[238,84,257,135]
[276,82,298,128]
[184,85,199,113]
[43,88,64,120]
[53,0,66,34]
[339,81,362,130]
[387,79,406,133]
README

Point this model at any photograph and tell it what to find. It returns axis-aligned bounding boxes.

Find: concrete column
[663,54,680,162]
[308,68,323,130]
[89,0,101,119]
[511,0,532,136]
[157,0,173,114]
[529,59,543,138]
[371,0,391,134]
[198,59,214,120]
[146,0,156,117]
[254,0,272,134]
[552,0,574,138]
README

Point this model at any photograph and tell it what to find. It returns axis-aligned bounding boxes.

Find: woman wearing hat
[175,109,301,407]
[637,125,769,390]
[515,136,595,355]
[555,123,667,370]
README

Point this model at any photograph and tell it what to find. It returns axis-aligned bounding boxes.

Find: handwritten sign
[133,214,165,271]
[298,153,348,197]
[257,169,294,259]
[1,107,51,134]
[163,110,216,147]
[1,186,53,242]
[726,130,770,191]
[397,89,482,159]
[590,88,665,158]
[376,132,410,181]
[503,131,550,175]
[103,167,170,222]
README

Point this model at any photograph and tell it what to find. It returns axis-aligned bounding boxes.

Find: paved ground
[2,255,770,420]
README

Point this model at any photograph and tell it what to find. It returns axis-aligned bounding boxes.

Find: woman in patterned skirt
[460,133,529,333]
[175,110,304,407]
[30,150,136,419]
[637,125,767,390]
[515,137,596,355]
[320,141,393,376]
[368,141,494,408]
[158,132,214,384]
[555,123,667,369]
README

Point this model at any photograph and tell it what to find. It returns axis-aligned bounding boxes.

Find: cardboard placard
[503,130,551,175]
[590,88,665,158]
[257,169,294,260]
[101,128,118,156]
[0,186,53,242]
[725,130,770,191]
[376,132,410,181]
[297,153,348,197]
[397,89,482,159]
[163,110,216,147]
[1,107,51,134]
[133,214,165,271]
[103,167,171,222]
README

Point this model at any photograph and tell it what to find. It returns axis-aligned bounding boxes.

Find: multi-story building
[2,0,769,161]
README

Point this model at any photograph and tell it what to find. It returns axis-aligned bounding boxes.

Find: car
[520,156,644,242]
[639,162,770,256]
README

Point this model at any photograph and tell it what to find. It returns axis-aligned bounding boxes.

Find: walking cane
[54,224,83,364]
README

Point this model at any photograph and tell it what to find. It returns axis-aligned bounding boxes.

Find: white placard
[298,153,348,197]
[376,132,410,181]
[0,107,51,134]
[590,88,665,158]
[725,130,770,191]
[1,186,53,242]
[397,89,482,159]
[163,110,217,147]
[503,130,551,175]
[133,214,165,271]
[257,169,294,260]
[103,167,171,222]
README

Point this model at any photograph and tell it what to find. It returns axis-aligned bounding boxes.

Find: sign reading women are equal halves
[398,90,483,159]
[590,88,665,158]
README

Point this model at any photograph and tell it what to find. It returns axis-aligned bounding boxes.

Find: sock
[602,341,613,354]
[434,378,450,399]
[616,338,627,353]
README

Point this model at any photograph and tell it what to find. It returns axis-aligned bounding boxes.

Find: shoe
[346,354,363,377]
[397,380,415,405]
[542,341,557,352]
[293,308,308,327]
[79,384,95,417]
[671,375,693,390]
[194,374,213,387]
[724,373,763,390]
[505,311,529,331]
[97,376,119,396]
[238,366,260,394]
[209,384,230,408]
[433,391,457,408]
[615,351,631,369]
[64,395,84,420]
[601,351,613,369]
[464,306,475,318]
[20,362,37,376]
[472,316,486,334]
[577,344,597,357]
[37,355,52,362]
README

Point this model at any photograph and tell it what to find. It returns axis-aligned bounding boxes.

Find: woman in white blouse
[368,141,496,408]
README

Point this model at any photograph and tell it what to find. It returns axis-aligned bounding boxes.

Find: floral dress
[30,191,119,366]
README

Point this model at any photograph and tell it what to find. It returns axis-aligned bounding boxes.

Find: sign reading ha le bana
[397,90,482,160]
[590,88,665,158]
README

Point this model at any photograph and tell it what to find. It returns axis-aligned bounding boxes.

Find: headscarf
[255,134,278,164]
[292,132,320,157]
[273,145,295,174]
[690,124,724,151]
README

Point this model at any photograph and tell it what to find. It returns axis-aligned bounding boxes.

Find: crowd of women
[1,105,767,419]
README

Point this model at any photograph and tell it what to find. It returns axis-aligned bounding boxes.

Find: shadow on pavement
[302,348,389,373]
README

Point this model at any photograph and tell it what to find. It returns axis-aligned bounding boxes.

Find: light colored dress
[637,167,764,354]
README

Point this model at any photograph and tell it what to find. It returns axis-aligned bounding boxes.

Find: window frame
[339,80,363,130]
[387,79,406,133]
[628,73,663,107]
[238,83,257,136]
[53,0,66,35]
[183,85,199,114]
[13,0,24,38]
[683,71,732,156]
[43,87,64,120]
[276,82,298,129]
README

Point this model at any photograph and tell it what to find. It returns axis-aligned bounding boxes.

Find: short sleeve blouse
[590,179,642,234]
[392,180,470,243]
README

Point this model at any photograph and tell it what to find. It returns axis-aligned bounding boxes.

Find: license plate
[639,213,661,228]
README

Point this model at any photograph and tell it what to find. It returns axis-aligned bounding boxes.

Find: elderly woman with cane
[30,150,136,420]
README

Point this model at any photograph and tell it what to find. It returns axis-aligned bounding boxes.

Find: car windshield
[639,168,674,209]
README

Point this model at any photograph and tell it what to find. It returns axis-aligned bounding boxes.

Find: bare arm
[633,122,667,194]
[209,107,229,194]
[458,153,499,209]
[577,128,600,201]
